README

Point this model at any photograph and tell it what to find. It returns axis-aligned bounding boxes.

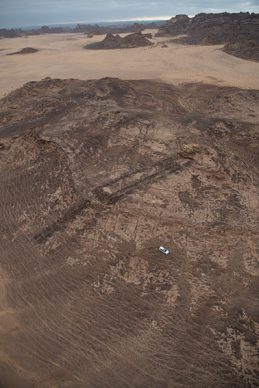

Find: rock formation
[7,47,39,55]
[157,12,259,61]
[85,32,153,50]
[156,14,190,36]
[223,39,259,62]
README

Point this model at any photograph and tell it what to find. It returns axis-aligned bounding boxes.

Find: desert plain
[1,30,259,96]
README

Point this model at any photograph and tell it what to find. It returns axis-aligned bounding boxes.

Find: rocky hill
[223,39,259,62]
[157,12,259,61]
[156,14,191,36]
[0,77,258,387]
[85,32,153,50]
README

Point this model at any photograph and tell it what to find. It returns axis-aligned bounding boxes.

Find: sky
[1,0,259,28]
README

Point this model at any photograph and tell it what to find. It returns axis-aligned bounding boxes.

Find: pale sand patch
[0,30,259,97]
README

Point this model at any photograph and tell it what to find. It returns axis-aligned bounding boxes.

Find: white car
[159,246,170,255]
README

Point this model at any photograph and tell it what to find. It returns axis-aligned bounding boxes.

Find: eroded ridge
[0,77,258,387]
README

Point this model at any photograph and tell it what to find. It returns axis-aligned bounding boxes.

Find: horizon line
[44,15,174,26]
[1,15,175,29]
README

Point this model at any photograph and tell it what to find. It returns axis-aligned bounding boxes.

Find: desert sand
[1,30,259,97]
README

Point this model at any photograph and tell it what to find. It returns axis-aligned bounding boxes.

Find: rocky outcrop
[0,77,259,387]
[7,47,39,55]
[157,12,259,61]
[223,39,259,61]
[85,32,153,50]
[157,12,259,42]
[187,12,259,44]
[143,32,153,39]
[156,14,190,36]
[0,28,22,38]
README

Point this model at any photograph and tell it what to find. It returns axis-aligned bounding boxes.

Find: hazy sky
[1,0,259,28]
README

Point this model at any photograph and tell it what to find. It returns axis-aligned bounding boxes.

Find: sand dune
[1,31,259,97]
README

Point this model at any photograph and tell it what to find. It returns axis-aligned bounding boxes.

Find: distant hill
[0,20,163,39]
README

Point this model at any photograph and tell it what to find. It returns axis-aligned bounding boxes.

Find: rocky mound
[157,12,259,43]
[156,14,190,36]
[223,39,259,62]
[157,12,259,61]
[7,47,39,55]
[187,12,259,44]
[0,77,259,387]
[143,32,153,39]
[85,32,153,49]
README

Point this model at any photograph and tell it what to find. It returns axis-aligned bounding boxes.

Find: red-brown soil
[0,77,258,387]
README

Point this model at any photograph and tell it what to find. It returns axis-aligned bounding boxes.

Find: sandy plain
[1,30,259,97]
